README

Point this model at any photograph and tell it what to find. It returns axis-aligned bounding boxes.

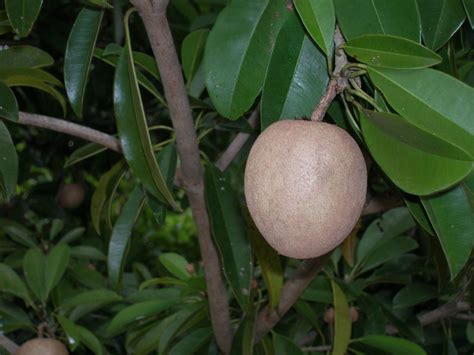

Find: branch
[254,254,331,341]
[0,334,18,354]
[130,0,232,353]
[17,112,121,153]
[215,107,259,171]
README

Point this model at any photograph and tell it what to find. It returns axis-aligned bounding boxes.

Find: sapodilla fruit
[15,338,69,355]
[244,120,367,259]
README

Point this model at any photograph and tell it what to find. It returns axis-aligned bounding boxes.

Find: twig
[254,254,331,341]
[17,112,121,153]
[130,1,232,353]
[301,345,332,352]
[361,195,403,216]
[215,107,259,171]
[311,27,348,122]
[0,334,19,354]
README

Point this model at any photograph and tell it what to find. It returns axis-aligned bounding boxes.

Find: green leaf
[0,263,31,304]
[45,244,70,296]
[0,10,11,35]
[360,110,473,195]
[404,197,435,235]
[334,0,421,41]
[361,109,471,161]
[332,280,351,355]
[108,185,145,288]
[23,248,47,303]
[231,303,258,355]
[106,299,175,336]
[87,0,113,9]
[260,14,329,130]
[169,327,213,355]
[60,289,122,308]
[422,184,474,278]
[0,219,36,248]
[248,219,282,309]
[393,282,437,309]
[294,0,335,55]
[5,0,42,38]
[57,315,104,355]
[464,0,474,28]
[182,29,209,83]
[205,165,252,310]
[368,67,474,157]
[344,35,442,69]
[71,246,106,260]
[272,333,302,355]
[0,45,53,69]
[0,68,63,87]
[90,161,125,234]
[353,335,426,355]
[417,0,465,50]
[204,0,290,119]
[0,120,18,203]
[159,253,191,280]
[114,12,177,208]
[0,301,34,331]
[65,8,103,118]
[65,143,107,167]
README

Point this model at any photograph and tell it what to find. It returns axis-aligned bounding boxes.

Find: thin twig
[301,345,332,352]
[17,112,121,153]
[130,0,232,353]
[0,334,19,354]
[215,107,259,171]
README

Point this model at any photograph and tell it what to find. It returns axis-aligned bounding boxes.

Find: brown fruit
[15,338,68,355]
[57,183,85,209]
[244,120,367,259]
[350,306,359,322]
[324,307,335,323]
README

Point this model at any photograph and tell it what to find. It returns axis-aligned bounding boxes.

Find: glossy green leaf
[205,165,252,310]
[353,335,426,355]
[5,0,42,37]
[182,29,209,83]
[248,219,282,309]
[272,333,303,355]
[0,219,36,248]
[65,143,107,167]
[404,197,435,235]
[71,246,106,260]
[114,13,177,208]
[169,327,213,355]
[0,120,17,204]
[417,0,465,50]
[90,161,125,234]
[45,244,70,295]
[159,253,191,280]
[332,281,351,355]
[57,315,104,355]
[231,303,258,355]
[108,186,146,288]
[0,45,53,69]
[294,0,335,55]
[261,14,329,129]
[422,183,474,278]
[64,8,103,118]
[107,299,176,336]
[464,0,474,28]
[23,248,47,303]
[334,0,421,41]
[60,289,121,308]
[393,282,437,309]
[204,0,290,119]
[360,110,472,195]
[0,68,62,87]
[0,263,31,304]
[362,109,472,161]
[344,35,441,68]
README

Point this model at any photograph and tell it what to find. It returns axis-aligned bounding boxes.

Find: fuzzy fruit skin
[15,338,68,355]
[244,120,367,259]
[57,183,85,209]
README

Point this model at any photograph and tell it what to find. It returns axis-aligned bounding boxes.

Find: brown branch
[361,195,403,216]
[0,334,18,354]
[255,254,331,341]
[130,0,232,353]
[17,112,121,153]
[215,107,259,171]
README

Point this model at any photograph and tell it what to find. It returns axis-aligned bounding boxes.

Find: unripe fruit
[57,183,85,209]
[244,120,367,259]
[15,338,68,355]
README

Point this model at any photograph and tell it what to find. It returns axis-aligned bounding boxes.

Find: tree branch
[130,0,232,353]
[17,112,121,153]
[0,334,18,354]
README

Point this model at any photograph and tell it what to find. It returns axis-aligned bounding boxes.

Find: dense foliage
[0,0,473,354]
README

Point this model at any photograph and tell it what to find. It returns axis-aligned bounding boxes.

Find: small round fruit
[57,183,85,209]
[350,307,359,322]
[15,338,68,355]
[244,120,367,259]
[324,307,335,323]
